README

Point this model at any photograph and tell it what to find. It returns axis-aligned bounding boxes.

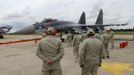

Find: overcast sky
[0,0,134,32]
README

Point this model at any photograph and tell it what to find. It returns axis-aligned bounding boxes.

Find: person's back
[39,36,62,58]
[102,33,111,45]
[81,38,103,63]
[95,33,102,41]
[72,34,82,61]
[67,32,73,46]
[81,33,87,41]
[73,35,81,46]
[102,30,111,58]
[79,29,103,75]
[67,33,73,40]
[36,27,64,75]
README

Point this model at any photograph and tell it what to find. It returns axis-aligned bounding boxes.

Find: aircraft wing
[64,23,128,28]
[99,23,128,26]
[60,23,128,33]
[77,23,128,27]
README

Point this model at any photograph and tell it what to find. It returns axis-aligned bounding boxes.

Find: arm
[101,35,106,45]
[52,41,64,62]
[66,34,69,40]
[81,35,84,41]
[36,42,47,62]
[79,41,86,67]
[72,36,76,46]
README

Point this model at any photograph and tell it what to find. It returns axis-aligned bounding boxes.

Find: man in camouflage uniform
[36,27,64,75]
[72,33,82,61]
[79,29,103,75]
[67,31,73,47]
[55,32,65,42]
[55,32,62,39]
[81,32,87,42]
[132,27,134,40]
[94,30,102,41]
[109,28,114,49]
[41,32,47,38]
[102,29,111,58]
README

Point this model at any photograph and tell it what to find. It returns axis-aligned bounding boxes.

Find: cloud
[0,0,134,31]
[2,13,24,20]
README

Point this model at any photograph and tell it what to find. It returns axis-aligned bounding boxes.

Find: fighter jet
[14,9,128,34]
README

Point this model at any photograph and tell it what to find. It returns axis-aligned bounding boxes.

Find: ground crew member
[55,32,65,42]
[79,29,103,75]
[67,31,73,47]
[94,30,102,40]
[36,27,64,75]
[55,32,61,39]
[41,32,47,38]
[109,28,114,49]
[72,33,82,61]
[81,32,87,42]
[133,27,134,40]
[102,29,111,58]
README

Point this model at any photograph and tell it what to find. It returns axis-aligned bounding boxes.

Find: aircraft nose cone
[14,25,35,34]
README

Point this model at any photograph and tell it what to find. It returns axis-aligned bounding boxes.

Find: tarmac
[0,35,134,75]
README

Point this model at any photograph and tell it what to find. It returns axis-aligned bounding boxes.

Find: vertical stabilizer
[95,9,103,24]
[95,9,104,31]
[78,12,86,24]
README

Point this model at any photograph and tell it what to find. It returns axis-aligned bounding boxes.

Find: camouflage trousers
[110,40,114,49]
[42,62,63,75]
[81,61,99,75]
[42,69,62,75]
[104,44,109,57]
[68,40,72,47]
[73,45,79,60]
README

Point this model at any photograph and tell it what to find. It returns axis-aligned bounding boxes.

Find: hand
[47,58,53,65]
[99,64,101,67]
[80,65,84,68]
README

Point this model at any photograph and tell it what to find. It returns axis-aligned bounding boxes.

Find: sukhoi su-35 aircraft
[14,9,128,34]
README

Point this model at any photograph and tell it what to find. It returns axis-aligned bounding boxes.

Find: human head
[106,28,111,33]
[87,29,95,37]
[110,28,112,31]
[95,28,99,33]
[47,27,56,35]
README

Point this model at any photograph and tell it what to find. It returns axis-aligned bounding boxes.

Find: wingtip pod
[78,11,86,24]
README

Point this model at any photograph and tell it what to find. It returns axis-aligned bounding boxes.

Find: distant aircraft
[0,25,12,34]
[0,25,13,38]
[14,9,128,34]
